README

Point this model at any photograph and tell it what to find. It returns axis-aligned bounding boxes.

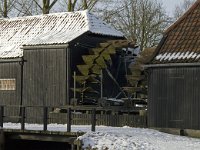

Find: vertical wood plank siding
[148,67,200,129]
[0,62,21,122]
[23,48,67,123]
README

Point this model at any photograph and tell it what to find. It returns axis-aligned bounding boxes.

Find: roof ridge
[164,0,200,34]
[4,10,89,21]
[85,11,124,37]
[84,10,91,32]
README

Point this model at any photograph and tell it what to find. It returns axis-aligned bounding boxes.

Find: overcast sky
[160,0,183,16]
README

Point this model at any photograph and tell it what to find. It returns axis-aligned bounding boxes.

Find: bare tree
[13,0,38,16]
[0,0,16,18]
[5,0,100,17]
[15,0,100,15]
[67,0,77,11]
[173,0,195,20]
[97,0,170,50]
[58,0,99,12]
[33,0,58,14]
[13,0,58,16]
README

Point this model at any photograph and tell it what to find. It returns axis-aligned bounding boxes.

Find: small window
[0,79,16,90]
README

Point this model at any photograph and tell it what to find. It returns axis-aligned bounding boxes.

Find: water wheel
[71,39,155,106]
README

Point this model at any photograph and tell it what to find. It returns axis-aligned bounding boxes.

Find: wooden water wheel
[71,39,155,106]
[123,47,156,106]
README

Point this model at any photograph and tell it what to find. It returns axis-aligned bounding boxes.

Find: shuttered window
[0,79,16,90]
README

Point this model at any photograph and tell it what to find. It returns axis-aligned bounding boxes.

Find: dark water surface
[5,139,72,150]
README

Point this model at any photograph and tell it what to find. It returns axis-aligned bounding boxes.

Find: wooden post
[67,108,71,132]
[43,107,48,131]
[91,108,96,132]
[21,107,25,130]
[66,47,70,105]
[0,106,4,128]
[100,70,103,99]
[74,71,76,99]
[0,128,5,150]
[19,60,24,120]
[74,139,82,150]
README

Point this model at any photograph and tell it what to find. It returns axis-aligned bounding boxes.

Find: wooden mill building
[0,10,125,121]
[146,0,200,130]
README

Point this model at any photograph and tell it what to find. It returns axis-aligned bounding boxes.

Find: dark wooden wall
[23,48,67,122]
[23,48,67,106]
[148,66,200,129]
[0,62,21,121]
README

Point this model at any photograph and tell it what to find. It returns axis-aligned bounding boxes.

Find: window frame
[0,79,16,91]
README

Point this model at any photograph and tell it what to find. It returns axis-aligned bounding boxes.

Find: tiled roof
[0,10,124,58]
[152,0,200,63]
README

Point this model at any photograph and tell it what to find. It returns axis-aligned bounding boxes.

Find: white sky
[159,0,183,16]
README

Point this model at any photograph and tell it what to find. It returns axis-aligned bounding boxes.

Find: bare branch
[173,0,195,20]
[98,0,170,50]
[33,0,42,10]
[49,0,58,9]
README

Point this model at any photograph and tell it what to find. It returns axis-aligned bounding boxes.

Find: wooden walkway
[1,129,83,150]
[0,105,147,150]
[3,129,83,142]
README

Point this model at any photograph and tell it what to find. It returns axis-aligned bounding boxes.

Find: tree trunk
[3,0,8,18]
[83,0,88,10]
[43,0,50,14]
[68,0,72,12]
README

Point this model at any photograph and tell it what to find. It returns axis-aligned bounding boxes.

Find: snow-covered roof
[152,0,200,64]
[0,10,124,58]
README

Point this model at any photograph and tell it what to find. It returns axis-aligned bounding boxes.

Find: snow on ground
[78,127,200,150]
[3,123,200,150]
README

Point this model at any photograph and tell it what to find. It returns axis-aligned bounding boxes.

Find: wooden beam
[7,134,76,143]
[22,44,69,50]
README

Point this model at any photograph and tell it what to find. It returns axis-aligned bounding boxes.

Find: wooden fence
[49,113,147,127]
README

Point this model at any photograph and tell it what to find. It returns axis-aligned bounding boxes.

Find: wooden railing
[0,105,147,132]
[0,105,97,132]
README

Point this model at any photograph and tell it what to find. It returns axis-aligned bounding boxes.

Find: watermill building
[0,10,125,121]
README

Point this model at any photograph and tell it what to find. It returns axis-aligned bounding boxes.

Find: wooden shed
[146,0,200,130]
[0,10,125,122]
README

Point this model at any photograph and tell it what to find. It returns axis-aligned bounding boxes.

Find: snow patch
[156,51,199,61]
[196,54,200,60]
[78,127,200,150]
